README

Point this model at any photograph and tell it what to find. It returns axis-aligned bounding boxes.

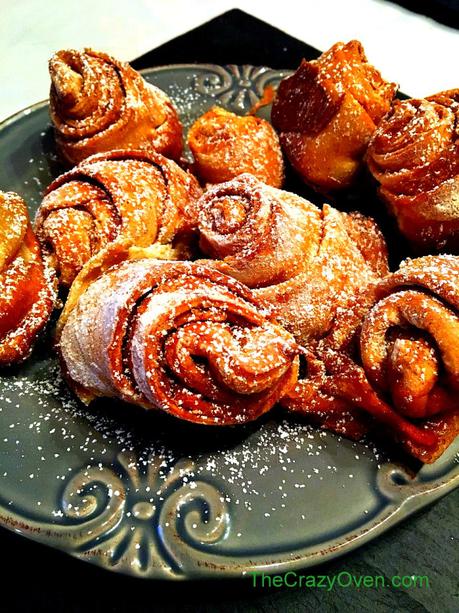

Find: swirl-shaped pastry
[195,174,388,344]
[282,255,459,463]
[271,40,397,193]
[0,191,56,366]
[57,254,300,425]
[361,256,459,413]
[35,150,202,287]
[367,90,459,252]
[188,106,284,187]
[49,49,183,165]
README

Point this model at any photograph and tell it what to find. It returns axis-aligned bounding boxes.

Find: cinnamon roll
[282,255,459,463]
[188,106,284,187]
[271,40,397,193]
[195,174,388,344]
[0,191,56,366]
[49,49,183,165]
[367,90,459,252]
[57,251,300,425]
[35,150,202,287]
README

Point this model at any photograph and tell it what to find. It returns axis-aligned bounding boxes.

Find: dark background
[385,0,459,29]
[3,9,459,613]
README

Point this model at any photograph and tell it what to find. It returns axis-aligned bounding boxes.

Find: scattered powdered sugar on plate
[164,82,209,131]
[0,351,387,527]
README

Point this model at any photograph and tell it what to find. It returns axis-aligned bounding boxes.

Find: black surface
[3,9,458,613]
[131,9,321,70]
[385,0,459,29]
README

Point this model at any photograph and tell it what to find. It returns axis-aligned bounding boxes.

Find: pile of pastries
[1,43,458,463]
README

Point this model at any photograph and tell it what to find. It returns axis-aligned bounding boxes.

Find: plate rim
[0,462,457,579]
[0,63,458,580]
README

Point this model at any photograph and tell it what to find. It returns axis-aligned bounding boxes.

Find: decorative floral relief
[193,65,292,112]
[1,454,456,578]
[1,452,230,577]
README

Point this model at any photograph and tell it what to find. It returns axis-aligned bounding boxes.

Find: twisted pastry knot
[196,174,388,344]
[35,150,202,287]
[282,256,459,463]
[187,106,284,188]
[271,40,396,192]
[0,192,56,366]
[57,257,300,425]
[49,49,183,165]
[367,90,459,252]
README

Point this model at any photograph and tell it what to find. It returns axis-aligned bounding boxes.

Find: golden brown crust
[403,409,459,463]
[196,173,322,288]
[188,106,284,187]
[271,41,397,193]
[49,49,183,165]
[281,255,459,463]
[34,149,202,287]
[194,174,388,344]
[367,90,459,253]
[359,255,459,461]
[0,191,56,366]
[57,255,300,425]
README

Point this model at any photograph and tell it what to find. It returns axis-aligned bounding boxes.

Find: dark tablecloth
[3,10,458,613]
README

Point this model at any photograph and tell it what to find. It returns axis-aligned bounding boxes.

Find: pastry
[34,149,202,287]
[367,90,459,252]
[359,254,459,461]
[271,40,397,193]
[49,48,183,165]
[0,191,56,366]
[282,255,459,463]
[57,245,300,426]
[195,173,388,344]
[188,106,284,187]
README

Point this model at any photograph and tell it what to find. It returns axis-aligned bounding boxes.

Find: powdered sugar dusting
[0,354,390,528]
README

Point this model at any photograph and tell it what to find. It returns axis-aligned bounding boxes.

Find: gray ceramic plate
[0,65,458,580]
